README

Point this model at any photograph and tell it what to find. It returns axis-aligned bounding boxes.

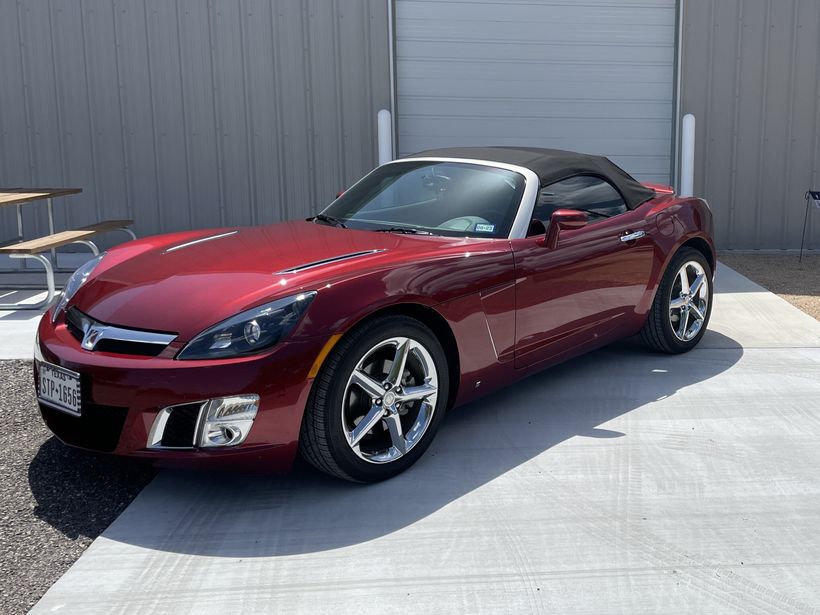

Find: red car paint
[35,190,714,472]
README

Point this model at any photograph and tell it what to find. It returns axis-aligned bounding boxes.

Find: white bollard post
[377,109,393,166]
[680,114,696,197]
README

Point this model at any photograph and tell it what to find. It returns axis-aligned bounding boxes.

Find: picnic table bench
[0,189,136,310]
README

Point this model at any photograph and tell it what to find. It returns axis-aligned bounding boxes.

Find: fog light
[197,395,259,448]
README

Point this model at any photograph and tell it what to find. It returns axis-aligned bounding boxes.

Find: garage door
[395,0,677,184]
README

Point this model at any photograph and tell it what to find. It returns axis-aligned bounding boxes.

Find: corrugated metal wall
[394,0,678,185]
[4,1,818,250]
[681,0,820,249]
[0,0,389,243]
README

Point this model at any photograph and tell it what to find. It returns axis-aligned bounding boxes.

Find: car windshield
[319,161,527,238]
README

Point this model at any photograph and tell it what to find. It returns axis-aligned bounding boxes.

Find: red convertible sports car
[35,147,714,482]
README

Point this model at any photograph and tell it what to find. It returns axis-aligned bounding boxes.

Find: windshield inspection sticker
[475,223,496,233]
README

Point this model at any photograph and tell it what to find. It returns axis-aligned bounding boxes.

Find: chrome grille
[66,308,177,357]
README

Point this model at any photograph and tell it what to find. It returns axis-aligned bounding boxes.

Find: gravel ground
[719,252,820,320]
[0,360,156,615]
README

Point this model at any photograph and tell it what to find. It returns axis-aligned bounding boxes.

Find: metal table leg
[16,203,23,239]
[0,240,99,311]
[0,254,55,310]
[16,203,23,271]
[47,197,56,263]
[72,239,100,256]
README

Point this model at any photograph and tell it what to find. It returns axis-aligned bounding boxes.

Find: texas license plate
[38,361,82,416]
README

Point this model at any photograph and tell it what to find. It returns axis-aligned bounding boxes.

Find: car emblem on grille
[81,324,106,350]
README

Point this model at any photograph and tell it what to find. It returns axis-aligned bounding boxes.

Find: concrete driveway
[29,264,820,613]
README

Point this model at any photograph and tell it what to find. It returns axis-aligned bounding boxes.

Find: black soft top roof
[406,146,657,210]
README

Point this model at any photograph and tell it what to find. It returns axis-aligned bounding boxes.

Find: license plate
[38,361,82,416]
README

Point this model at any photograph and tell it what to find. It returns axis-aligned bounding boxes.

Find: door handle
[619,230,646,243]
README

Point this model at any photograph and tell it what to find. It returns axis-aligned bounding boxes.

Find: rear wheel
[641,247,713,353]
[299,315,449,482]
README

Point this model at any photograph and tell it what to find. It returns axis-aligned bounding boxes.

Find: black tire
[640,247,713,354]
[299,315,449,482]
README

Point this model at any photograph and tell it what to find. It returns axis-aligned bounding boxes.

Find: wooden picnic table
[0,187,136,310]
[0,188,82,245]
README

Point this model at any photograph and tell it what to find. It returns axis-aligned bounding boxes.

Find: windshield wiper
[373,227,432,235]
[312,213,348,228]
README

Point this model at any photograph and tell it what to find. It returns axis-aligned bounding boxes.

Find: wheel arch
[640,239,715,353]
[679,236,716,274]
[318,302,461,412]
[638,233,715,326]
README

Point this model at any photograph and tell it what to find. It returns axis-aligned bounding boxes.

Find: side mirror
[542,209,588,249]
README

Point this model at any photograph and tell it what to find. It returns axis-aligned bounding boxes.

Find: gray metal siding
[395,0,678,184]
[0,0,390,242]
[681,0,820,249]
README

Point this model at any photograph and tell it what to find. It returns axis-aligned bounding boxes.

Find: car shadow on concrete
[28,330,742,556]
[27,439,155,540]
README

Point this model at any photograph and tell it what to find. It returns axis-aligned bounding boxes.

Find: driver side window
[531,175,627,233]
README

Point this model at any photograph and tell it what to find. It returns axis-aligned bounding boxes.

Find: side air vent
[275,249,385,275]
[147,402,206,449]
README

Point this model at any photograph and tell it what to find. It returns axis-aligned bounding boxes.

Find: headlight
[176,291,317,360]
[51,253,106,323]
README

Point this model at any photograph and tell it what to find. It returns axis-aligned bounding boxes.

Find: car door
[511,175,656,369]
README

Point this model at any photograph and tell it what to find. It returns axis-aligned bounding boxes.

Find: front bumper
[35,312,326,471]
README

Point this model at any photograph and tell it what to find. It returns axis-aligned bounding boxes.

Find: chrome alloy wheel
[341,336,439,464]
[669,260,709,342]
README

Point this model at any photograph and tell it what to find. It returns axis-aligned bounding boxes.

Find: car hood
[71,221,468,340]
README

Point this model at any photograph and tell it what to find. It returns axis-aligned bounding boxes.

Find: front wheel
[299,315,449,482]
[641,247,713,353]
